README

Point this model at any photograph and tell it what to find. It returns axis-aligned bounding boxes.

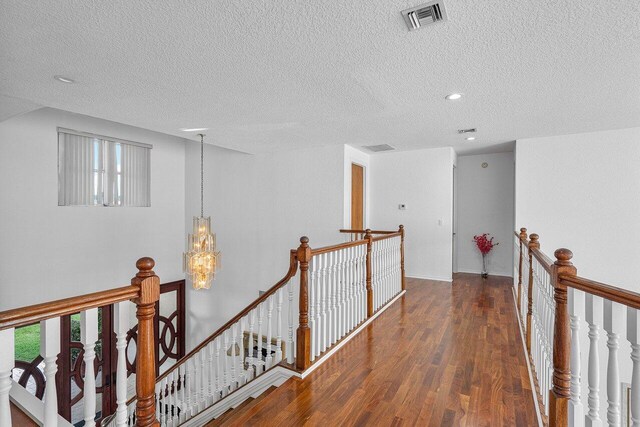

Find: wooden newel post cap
[364,229,372,237]
[554,248,574,266]
[135,257,155,278]
[528,233,540,248]
[299,236,309,245]
[399,225,404,231]
[520,227,527,233]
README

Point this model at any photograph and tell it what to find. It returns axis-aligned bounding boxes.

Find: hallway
[210,274,539,426]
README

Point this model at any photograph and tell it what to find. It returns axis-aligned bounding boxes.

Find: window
[58,128,151,206]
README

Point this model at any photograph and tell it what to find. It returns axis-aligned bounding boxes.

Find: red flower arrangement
[473,233,499,255]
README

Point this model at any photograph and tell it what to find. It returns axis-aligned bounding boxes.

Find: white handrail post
[585,294,603,427]
[81,308,99,427]
[568,287,585,427]
[627,307,640,427]
[114,302,129,427]
[603,300,624,427]
[0,328,14,427]
[41,317,61,427]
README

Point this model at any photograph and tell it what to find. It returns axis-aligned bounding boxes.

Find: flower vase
[481,253,488,278]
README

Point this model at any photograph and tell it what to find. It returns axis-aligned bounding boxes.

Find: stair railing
[101,226,405,426]
[0,257,160,427]
[514,229,640,427]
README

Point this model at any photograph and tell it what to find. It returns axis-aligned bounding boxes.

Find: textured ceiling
[1,0,639,154]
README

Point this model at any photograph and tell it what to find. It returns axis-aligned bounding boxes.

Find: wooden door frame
[350,162,366,230]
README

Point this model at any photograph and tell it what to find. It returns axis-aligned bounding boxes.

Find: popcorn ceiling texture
[1,0,639,154]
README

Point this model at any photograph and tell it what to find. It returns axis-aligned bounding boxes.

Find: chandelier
[183,134,221,289]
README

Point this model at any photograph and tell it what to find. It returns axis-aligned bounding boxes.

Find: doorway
[351,163,364,229]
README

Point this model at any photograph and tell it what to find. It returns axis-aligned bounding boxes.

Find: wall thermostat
[481,162,488,168]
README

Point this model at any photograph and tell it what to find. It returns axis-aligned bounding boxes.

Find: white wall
[370,147,455,282]
[343,145,371,229]
[0,108,186,310]
[184,143,345,348]
[515,127,640,421]
[515,127,640,292]
[456,152,514,277]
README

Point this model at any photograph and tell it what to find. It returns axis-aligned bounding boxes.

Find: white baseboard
[180,290,407,425]
[455,269,514,278]
[182,366,295,427]
[295,290,406,379]
[510,288,543,427]
[10,379,72,426]
[406,275,453,283]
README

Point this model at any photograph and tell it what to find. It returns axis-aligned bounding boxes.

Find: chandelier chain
[200,133,204,218]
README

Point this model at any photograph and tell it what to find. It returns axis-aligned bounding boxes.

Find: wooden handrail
[339,229,397,234]
[310,238,368,256]
[0,285,139,331]
[531,247,554,271]
[155,249,299,383]
[559,273,640,310]
[371,231,402,242]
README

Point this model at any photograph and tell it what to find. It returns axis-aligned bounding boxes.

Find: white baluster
[207,342,215,403]
[326,251,334,347]
[604,300,623,427]
[568,288,585,427]
[179,365,187,423]
[114,302,129,427]
[168,372,176,427]
[247,311,255,377]
[231,323,238,389]
[81,308,98,427]
[239,318,247,385]
[276,289,283,364]
[215,337,222,397]
[160,377,168,425]
[155,380,162,423]
[628,307,640,427]
[0,328,14,427]
[256,305,264,373]
[339,248,346,338]
[185,358,194,417]
[309,258,316,361]
[223,331,230,392]
[287,281,294,364]
[266,297,273,369]
[321,253,328,353]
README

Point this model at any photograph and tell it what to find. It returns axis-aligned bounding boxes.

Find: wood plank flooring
[210,274,538,426]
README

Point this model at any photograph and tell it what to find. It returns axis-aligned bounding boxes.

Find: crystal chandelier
[183,134,221,290]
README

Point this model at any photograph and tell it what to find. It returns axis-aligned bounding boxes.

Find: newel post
[399,225,406,291]
[365,229,374,317]
[549,249,575,427]
[517,228,527,304]
[131,257,160,427]
[296,237,312,371]
[526,233,539,353]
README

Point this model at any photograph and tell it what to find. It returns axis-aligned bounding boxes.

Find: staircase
[0,227,406,426]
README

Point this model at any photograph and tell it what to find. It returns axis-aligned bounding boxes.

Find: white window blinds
[58,129,151,207]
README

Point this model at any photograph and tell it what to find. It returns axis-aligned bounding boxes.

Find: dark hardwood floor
[209,274,539,426]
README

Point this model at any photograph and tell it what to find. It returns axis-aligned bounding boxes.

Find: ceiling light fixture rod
[198,133,205,218]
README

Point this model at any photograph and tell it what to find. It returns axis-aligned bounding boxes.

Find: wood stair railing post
[365,229,373,318]
[131,257,161,427]
[549,248,576,427]
[399,225,405,292]
[526,233,539,353]
[518,228,527,306]
[296,237,312,371]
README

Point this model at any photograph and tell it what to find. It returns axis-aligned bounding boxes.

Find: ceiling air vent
[363,144,396,152]
[457,128,477,134]
[402,1,448,31]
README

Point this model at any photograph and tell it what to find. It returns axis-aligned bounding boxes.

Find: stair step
[10,402,38,427]
[205,386,278,426]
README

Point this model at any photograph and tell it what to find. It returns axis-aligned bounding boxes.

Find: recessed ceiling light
[445,93,462,100]
[54,75,75,83]
[466,137,476,141]
[180,127,209,132]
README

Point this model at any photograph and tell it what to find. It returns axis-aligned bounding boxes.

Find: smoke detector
[363,144,396,152]
[401,1,448,31]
